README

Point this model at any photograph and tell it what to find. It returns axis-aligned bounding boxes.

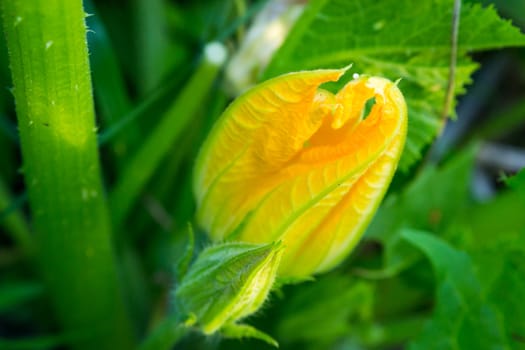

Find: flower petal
[194,69,407,278]
[194,68,348,239]
[236,77,407,276]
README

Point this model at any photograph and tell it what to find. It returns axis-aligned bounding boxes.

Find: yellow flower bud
[194,68,407,277]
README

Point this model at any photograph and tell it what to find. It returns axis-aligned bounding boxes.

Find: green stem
[110,42,227,227]
[1,1,135,349]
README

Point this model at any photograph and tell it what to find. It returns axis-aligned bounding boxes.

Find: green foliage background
[1,0,525,349]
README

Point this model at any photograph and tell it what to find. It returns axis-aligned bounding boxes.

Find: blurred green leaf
[0,114,18,143]
[461,171,525,349]
[462,231,525,350]
[483,246,525,349]
[214,0,269,42]
[182,0,236,42]
[471,99,525,142]
[506,167,525,193]
[277,275,373,344]
[0,332,88,350]
[109,43,226,227]
[86,1,140,167]
[87,1,132,126]
[133,0,171,95]
[97,67,190,147]
[0,28,17,185]
[0,178,32,255]
[402,229,508,350]
[465,168,525,242]
[264,0,525,170]
[0,281,42,312]
[366,145,477,274]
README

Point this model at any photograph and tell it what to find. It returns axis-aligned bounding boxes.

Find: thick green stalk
[1,1,135,349]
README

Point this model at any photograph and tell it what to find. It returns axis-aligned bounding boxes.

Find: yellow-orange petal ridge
[194,67,407,277]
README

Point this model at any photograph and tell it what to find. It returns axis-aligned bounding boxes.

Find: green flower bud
[174,241,283,335]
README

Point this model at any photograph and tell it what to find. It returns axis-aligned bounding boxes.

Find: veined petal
[235,77,406,276]
[194,68,407,278]
[283,129,406,276]
[194,68,349,239]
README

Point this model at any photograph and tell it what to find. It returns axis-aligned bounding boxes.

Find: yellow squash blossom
[194,67,407,278]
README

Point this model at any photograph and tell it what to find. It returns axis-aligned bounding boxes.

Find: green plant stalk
[1,1,135,349]
[110,42,227,227]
